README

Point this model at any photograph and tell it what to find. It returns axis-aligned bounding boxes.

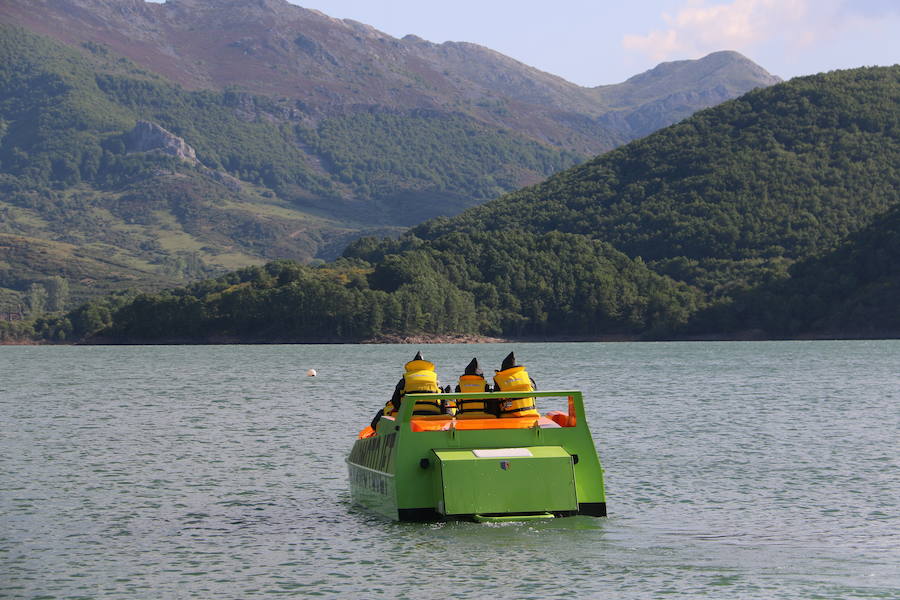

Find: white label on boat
[472,448,533,458]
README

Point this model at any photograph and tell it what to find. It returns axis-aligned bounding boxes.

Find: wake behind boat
[347,390,607,522]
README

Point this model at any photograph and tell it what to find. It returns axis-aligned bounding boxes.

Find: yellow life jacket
[493,365,538,418]
[456,374,494,418]
[403,359,442,415]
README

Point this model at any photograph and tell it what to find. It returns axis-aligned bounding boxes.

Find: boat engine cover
[432,446,577,516]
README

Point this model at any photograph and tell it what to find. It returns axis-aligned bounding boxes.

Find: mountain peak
[591,50,782,138]
[163,0,290,10]
[621,50,781,88]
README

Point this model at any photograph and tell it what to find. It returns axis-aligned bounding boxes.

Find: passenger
[454,357,496,418]
[442,384,457,415]
[492,351,539,418]
[370,351,442,429]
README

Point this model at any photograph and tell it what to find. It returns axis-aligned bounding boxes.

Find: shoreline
[3,331,899,346]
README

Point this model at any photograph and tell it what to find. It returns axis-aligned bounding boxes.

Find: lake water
[2,341,898,599]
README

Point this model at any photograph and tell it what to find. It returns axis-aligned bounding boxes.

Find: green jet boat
[347,390,606,522]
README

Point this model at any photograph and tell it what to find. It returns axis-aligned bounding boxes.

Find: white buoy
[306,369,317,377]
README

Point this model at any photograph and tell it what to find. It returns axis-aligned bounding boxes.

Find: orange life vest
[402,359,442,416]
[455,374,494,418]
[493,365,538,418]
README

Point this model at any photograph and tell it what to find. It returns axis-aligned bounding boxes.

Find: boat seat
[408,415,453,432]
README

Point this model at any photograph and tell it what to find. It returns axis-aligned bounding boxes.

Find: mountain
[592,50,782,140]
[0,0,780,156]
[0,24,572,307]
[0,0,779,311]
[23,65,897,343]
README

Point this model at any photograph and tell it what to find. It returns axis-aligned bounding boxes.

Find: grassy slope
[0,25,581,310]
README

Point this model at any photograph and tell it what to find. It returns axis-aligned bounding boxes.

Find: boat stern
[348,391,606,522]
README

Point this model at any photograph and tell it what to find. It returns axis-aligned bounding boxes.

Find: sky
[144,0,900,86]
[285,0,900,86]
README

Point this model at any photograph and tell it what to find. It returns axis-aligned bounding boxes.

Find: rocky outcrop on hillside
[125,121,197,162]
[124,121,249,190]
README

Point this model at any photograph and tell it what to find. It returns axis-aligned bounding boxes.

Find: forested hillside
[403,67,900,299]
[16,241,699,343]
[693,202,900,337]
[11,65,898,343]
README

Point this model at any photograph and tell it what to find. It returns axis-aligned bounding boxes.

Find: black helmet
[500,351,518,371]
[463,357,483,377]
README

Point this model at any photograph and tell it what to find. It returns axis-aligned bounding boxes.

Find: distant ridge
[0,0,780,156]
[593,51,782,138]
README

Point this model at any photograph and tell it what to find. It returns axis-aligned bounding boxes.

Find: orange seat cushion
[409,416,541,432]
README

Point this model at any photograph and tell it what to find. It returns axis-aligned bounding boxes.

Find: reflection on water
[1,341,898,599]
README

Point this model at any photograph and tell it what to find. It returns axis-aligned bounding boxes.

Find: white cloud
[622,0,819,61]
